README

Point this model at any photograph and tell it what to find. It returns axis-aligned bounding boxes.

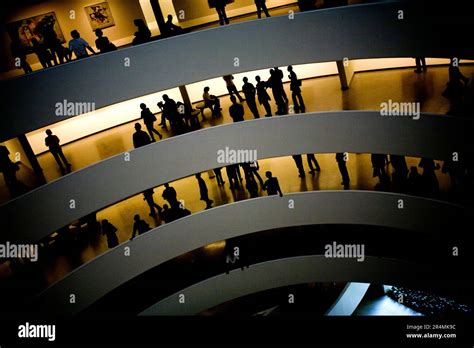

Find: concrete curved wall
[139,256,426,316]
[36,190,465,315]
[1,1,473,141]
[1,111,472,243]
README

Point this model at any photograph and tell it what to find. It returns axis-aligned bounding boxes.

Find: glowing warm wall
[172,0,297,27]
[25,61,337,154]
[24,57,472,154]
[0,0,146,78]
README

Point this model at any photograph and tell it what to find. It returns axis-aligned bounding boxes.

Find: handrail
[139,256,427,316]
[36,191,465,315]
[1,111,471,242]
[1,1,473,140]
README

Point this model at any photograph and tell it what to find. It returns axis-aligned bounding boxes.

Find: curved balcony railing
[140,255,429,316]
[36,191,468,315]
[1,1,473,140]
[1,111,471,243]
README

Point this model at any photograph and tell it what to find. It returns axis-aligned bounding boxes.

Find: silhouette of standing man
[209,0,230,25]
[45,129,71,175]
[0,145,18,188]
[130,214,150,240]
[213,167,225,186]
[132,123,151,148]
[274,66,288,103]
[292,155,305,178]
[336,152,350,187]
[140,103,162,141]
[256,75,272,116]
[162,183,179,209]
[229,96,245,122]
[196,173,214,209]
[223,75,244,102]
[267,69,286,115]
[102,219,119,248]
[307,154,321,174]
[255,0,271,18]
[288,65,305,112]
[242,77,260,118]
[263,171,283,196]
[414,57,427,73]
[142,188,162,216]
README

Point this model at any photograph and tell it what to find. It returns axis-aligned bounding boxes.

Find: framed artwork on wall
[85,2,115,30]
[7,12,65,52]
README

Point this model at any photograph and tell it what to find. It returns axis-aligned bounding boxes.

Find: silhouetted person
[164,14,182,36]
[36,17,64,64]
[247,160,264,186]
[226,165,240,190]
[132,123,151,148]
[102,219,118,248]
[223,75,244,102]
[203,86,221,117]
[274,66,288,103]
[390,154,408,192]
[176,101,194,130]
[255,75,272,116]
[442,157,463,192]
[132,19,151,45]
[414,57,427,73]
[196,173,213,209]
[143,188,162,216]
[163,94,184,131]
[31,38,53,68]
[255,0,271,18]
[156,101,168,129]
[292,155,305,177]
[45,129,71,175]
[246,175,259,198]
[95,28,116,53]
[68,30,96,59]
[56,44,72,63]
[159,204,173,223]
[306,154,321,174]
[0,145,18,189]
[449,59,469,86]
[130,214,151,240]
[419,158,440,197]
[444,58,470,110]
[288,65,305,112]
[209,0,229,25]
[214,167,225,186]
[162,183,179,209]
[236,164,243,182]
[407,166,423,195]
[242,77,260,118]
[140,103,162,141]
[390,155,408,176]
[336,152,350,186]
[229,95,245,122]
[371,153,389,184]
[10,36,32,74]
[263,171,283,196]
[267,69,286,115]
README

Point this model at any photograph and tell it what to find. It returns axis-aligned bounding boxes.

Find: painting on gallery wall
[7,12,65,52]
[85,2,115,30]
